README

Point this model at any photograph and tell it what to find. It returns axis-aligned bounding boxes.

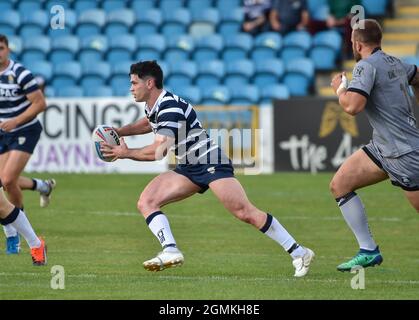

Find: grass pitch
[1,172,419,300]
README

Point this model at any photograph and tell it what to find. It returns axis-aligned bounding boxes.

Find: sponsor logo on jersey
[18,137,26,145]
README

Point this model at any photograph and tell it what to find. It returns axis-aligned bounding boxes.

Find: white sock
[33,179,49,193]
[3,224,18,237]
[337,192,377,251]
[2,207,41,249]
[260,214,302,256]
[146,211,177,250]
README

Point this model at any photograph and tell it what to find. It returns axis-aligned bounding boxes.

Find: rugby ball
[92,125,120,162]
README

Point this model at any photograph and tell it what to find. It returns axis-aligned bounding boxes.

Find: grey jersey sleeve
[401,62,417,84]
[347,60,376,99]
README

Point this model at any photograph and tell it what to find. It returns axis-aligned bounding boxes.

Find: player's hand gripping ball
[92,125,120,162]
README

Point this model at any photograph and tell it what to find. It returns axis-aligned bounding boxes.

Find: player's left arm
[409,66,419,104]
[0,89,46,132]
[101,133,175,162]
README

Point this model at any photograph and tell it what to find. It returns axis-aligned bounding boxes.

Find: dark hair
[353,19,382,45]
[130,60,163,89]
[0,34,8,47]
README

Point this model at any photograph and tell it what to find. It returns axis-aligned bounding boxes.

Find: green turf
[1,172,419,299]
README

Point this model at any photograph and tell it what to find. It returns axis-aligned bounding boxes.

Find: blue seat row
[30,56,313,98]
[0,0,243,15]
[8,30,342,71]
[53,83,290,106]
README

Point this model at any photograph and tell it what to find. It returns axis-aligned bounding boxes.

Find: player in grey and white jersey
[330,19,419,271]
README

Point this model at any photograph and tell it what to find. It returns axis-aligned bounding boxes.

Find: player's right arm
[115,117,152,137]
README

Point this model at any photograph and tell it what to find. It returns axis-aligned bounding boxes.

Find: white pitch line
[1,272,418,285]
[46,209,403,222]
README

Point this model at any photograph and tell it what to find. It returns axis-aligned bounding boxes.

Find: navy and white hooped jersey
[0,60,40,132]
[145,90,220,165]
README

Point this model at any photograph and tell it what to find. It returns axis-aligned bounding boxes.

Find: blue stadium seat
[253,59,284,90]
[225,59,255,87]
[167,61,197,88]
[174,85,202,105]
[18,0,42,15]
[79,35,108,66]
[260,84,290,104]
[195,60,225,90]
[229,84,260,105]
[107,34,136,64]
[402,56,419,66]
[76,9,106,40]
[218,8,243,38]
[110,61,132,96]
[187,0,213,10]
[102,0,127,13]
[57,86,84,97]
[81,61,111,88]
[50,35,80,65]
[0,10,20,35]
[111,78,131,96]
[19,10,49,39]
[251,32,282,60]
[362,0,388,16]
[52,61,82,89]
[193,34,223,63]
[164,35,194,64]
[8,36,22,61]
[202,85,231,105]
[112,60,134,77]
[0,0,14,11]
[222,33,253,62]
[47,9,77,39]
[215,0,241,11]
[309,30,342,70]
[283,58,314,96]
[190,8,220,38]
[132,0,157,13]
[44,86,55,97]
[161,8,191,38]
[159,0,184,12]
[133,9,162,38]
[21,36,51,65]
[136,34,166,61]
[45,0,71,11]
[73,0,99,14]
[25,61,53,83]
[85,85,114,97]
[159,61,170,79]
[307,0,329,21]
[105,9,135,37]
[281,31,312,64]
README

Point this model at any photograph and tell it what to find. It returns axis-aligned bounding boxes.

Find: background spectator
[242,0,272,36]
[269,0,309,35]
[308,0,360,58]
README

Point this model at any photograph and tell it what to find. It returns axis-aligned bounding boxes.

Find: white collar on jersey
[146,89,166,117]
[0,59,14,75]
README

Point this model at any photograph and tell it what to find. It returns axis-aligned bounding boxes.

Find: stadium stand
[3,0,402,104]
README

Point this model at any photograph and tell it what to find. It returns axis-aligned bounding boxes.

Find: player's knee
[1,175,17,191]
[137,194,159,216]
[231,203,256,225]
[329,177,342,197]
